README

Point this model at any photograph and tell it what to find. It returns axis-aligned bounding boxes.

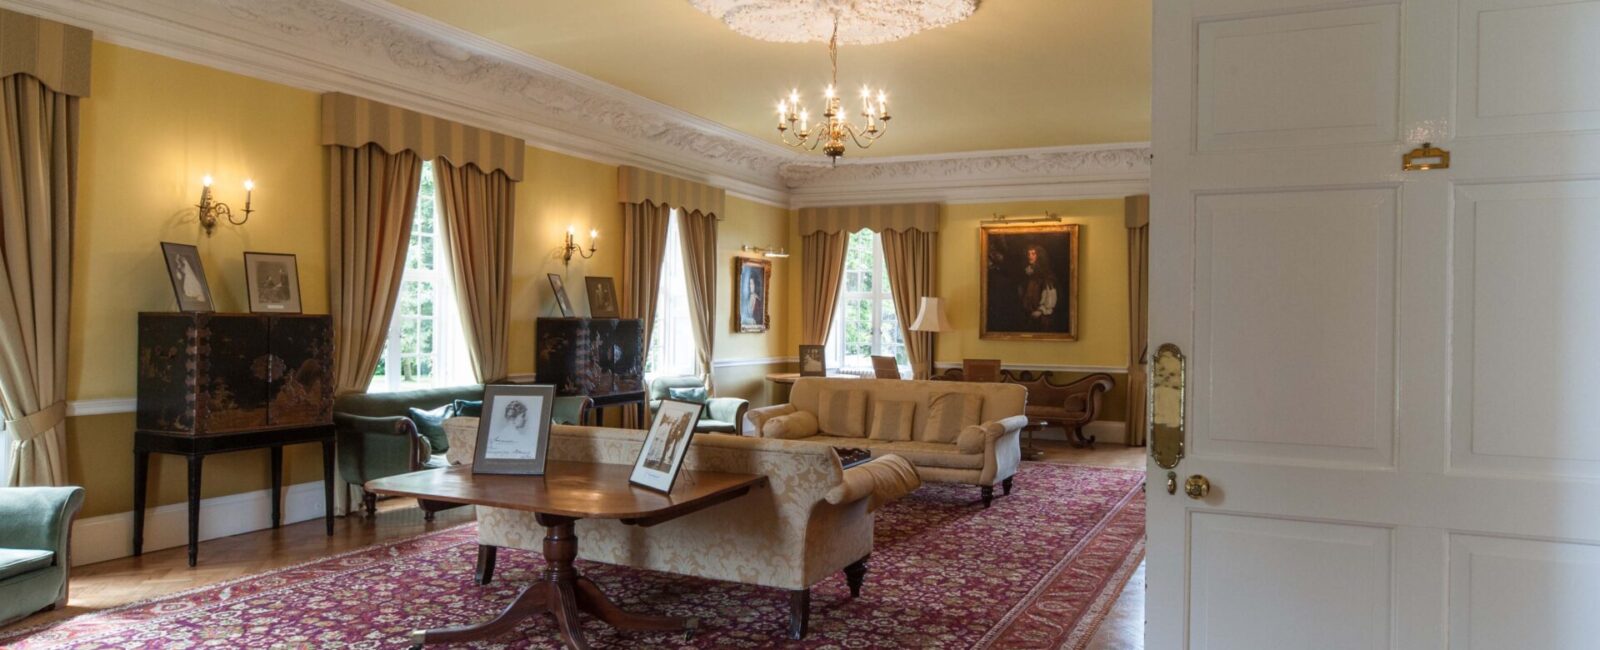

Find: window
[371,161,475,392]
[0,422,9,485]
[646,209,697,380]
[829,229,907,372]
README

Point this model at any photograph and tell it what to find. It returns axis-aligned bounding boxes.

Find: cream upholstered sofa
[746,377,1027,507]
[442,419,919,640]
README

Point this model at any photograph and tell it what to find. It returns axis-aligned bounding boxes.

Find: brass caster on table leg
[683,617,699,642]
[408,629,427,649]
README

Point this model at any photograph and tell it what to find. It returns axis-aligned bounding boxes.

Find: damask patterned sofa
[746,377,1028,507]
[442,419,920,639]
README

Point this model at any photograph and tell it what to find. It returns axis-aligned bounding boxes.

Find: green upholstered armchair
[0,486,85,626]
[648,376,749,435]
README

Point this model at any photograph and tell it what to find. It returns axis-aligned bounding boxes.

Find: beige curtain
[800,231,848,346]
[1126,195,1150,446]
[434,159,514,383]
[621,200,671,351]
[328,143,423,394]
[0,74,76,486]
[678,208,717,389]
[880,229,937,380]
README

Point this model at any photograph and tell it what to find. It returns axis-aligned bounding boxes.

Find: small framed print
[472,384,557,475]
[161,242,214,312]
[244,252,303,314]
[799,344,827,377]
[548,273,575,317]
[629,398,702,493]
[584,276,620,318]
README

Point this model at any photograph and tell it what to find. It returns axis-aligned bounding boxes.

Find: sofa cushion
[868,399,917,442]
[764,411,820,439]
[698,419,738,434]
[667,386,709,404]
[957,421,1004,454]
[817,388,867,437]
[0,548,54,581]
[407,404,454,454]
[806,435,985,470]
[922,392,984,443]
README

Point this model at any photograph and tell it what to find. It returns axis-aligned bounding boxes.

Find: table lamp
[909,296,955,379]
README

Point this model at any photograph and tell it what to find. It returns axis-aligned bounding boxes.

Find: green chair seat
[0,549,53,581]
[422,453,450,470]
[698,420,739,433]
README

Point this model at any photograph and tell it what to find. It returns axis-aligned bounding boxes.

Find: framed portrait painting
[472,384,557,475]
[630,398,702,493]
[979,223,1080,341]
[734,257,771,333]
[548,273,576,317]
[161,242,214,312]
[244,252,303,314]
[584,276,620,318]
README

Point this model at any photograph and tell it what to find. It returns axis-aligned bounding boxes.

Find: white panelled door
[1149,1,1600,648]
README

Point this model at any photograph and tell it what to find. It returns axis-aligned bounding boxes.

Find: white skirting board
[1027,421,1131,446]
[70,480,331,567]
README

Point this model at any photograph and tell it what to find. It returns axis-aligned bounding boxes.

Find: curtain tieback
[5,401,67,443]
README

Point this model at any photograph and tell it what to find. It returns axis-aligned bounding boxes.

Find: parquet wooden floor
[0,436,1146,641]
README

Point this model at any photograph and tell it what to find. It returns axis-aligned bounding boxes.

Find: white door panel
[1458,0,1600,136]
[1448,534,1600,650]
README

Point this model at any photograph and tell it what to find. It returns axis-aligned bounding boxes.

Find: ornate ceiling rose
[689,0,979,45]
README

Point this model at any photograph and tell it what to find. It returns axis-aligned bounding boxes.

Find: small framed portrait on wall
[584,276,620,318]
[980,223,1080,341]
[630,398,702,493]
[244,252,303,314]
[548,273,576,317]
[161,242,214,313]
[735,257,771,333]
[472,384,558,475]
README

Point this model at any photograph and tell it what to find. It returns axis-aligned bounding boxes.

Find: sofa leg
[475,545,498,585]
[362,491,377,518]
[1002,477,1014,496]
[981,485,995,508]
[844,555,869,598]
[788,589,810,640]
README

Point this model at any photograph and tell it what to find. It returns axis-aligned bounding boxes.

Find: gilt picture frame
[734,257,771,333]
[979,223,1080,341]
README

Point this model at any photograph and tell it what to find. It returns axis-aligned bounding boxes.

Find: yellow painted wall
[711,197,794,405]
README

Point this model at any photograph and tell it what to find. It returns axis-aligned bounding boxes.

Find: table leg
[132,449,149,556]
[186,454,203,567]
[321,439,335,536]
[270,446,283,529]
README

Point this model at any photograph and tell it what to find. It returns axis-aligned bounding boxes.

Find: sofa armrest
[0,486,84,554]
[990,415,1030,438]
[825,455,921,512]
[334,413,425,485]
[745,403,795,437]
[706,398,749,430]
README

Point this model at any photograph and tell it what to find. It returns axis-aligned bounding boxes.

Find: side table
[132,425,336,567]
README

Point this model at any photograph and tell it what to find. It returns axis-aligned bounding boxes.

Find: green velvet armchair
[647,376,749,434]
[0,486,85,626]
[333,385,593,518]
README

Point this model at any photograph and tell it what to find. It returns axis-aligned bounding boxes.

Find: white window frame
[0,421,10,486]
[646,209,698,381]
[828,230,907,373]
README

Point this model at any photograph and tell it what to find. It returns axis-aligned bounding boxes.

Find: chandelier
[776,22,889,161]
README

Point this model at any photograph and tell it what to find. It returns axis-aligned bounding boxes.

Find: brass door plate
[1402,142,1450,171]
[1150,343,1186,469]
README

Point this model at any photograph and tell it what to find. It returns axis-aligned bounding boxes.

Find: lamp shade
[909,296,955,332]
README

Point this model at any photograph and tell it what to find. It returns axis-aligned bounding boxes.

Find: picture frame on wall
[629,398,702,493]
[734,257,771,333]
[548,273,576,317]
[979,223,1080,341]
[160,242,214,313]
[472,384,557,475]
[584,276,620,318]
[798,344,827,377]
[243,252,303,314]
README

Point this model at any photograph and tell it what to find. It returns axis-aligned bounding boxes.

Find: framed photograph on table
[980,223,1080,341]
[630,398,702,493]
[734,257,771,333]
[472,384,557,475]
[548,273,576,317]
[160,242,214,313]
[584,276,619,318]
[798,344,826,377]
[243,252,303,314]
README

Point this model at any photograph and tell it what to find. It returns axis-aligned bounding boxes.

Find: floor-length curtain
[1126,195,1150,446]
[678,208,717,390]
[800,231,848,346]
[434,159,514,383]
[622,200,671,352]
[0,75,76,486]
[328,143,423,394]
[880,228,937,379]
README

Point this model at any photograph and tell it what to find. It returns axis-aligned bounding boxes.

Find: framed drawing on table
[629,398,702,493]
[472,384,557,475]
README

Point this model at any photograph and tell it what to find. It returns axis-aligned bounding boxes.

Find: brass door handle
[1184,475,1211,500]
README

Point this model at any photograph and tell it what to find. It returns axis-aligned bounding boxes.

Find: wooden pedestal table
[365,462,768,650]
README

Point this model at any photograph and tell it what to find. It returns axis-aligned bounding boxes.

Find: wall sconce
[563,225,598,266]
[741,244,790,259]
[196,175,254,236]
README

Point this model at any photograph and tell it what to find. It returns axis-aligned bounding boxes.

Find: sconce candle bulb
[562,224,598,266]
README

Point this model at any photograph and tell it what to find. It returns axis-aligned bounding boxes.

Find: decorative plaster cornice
[784,143,1152,206]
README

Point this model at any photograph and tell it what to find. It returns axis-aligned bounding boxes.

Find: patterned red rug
[1,462,1144,649]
